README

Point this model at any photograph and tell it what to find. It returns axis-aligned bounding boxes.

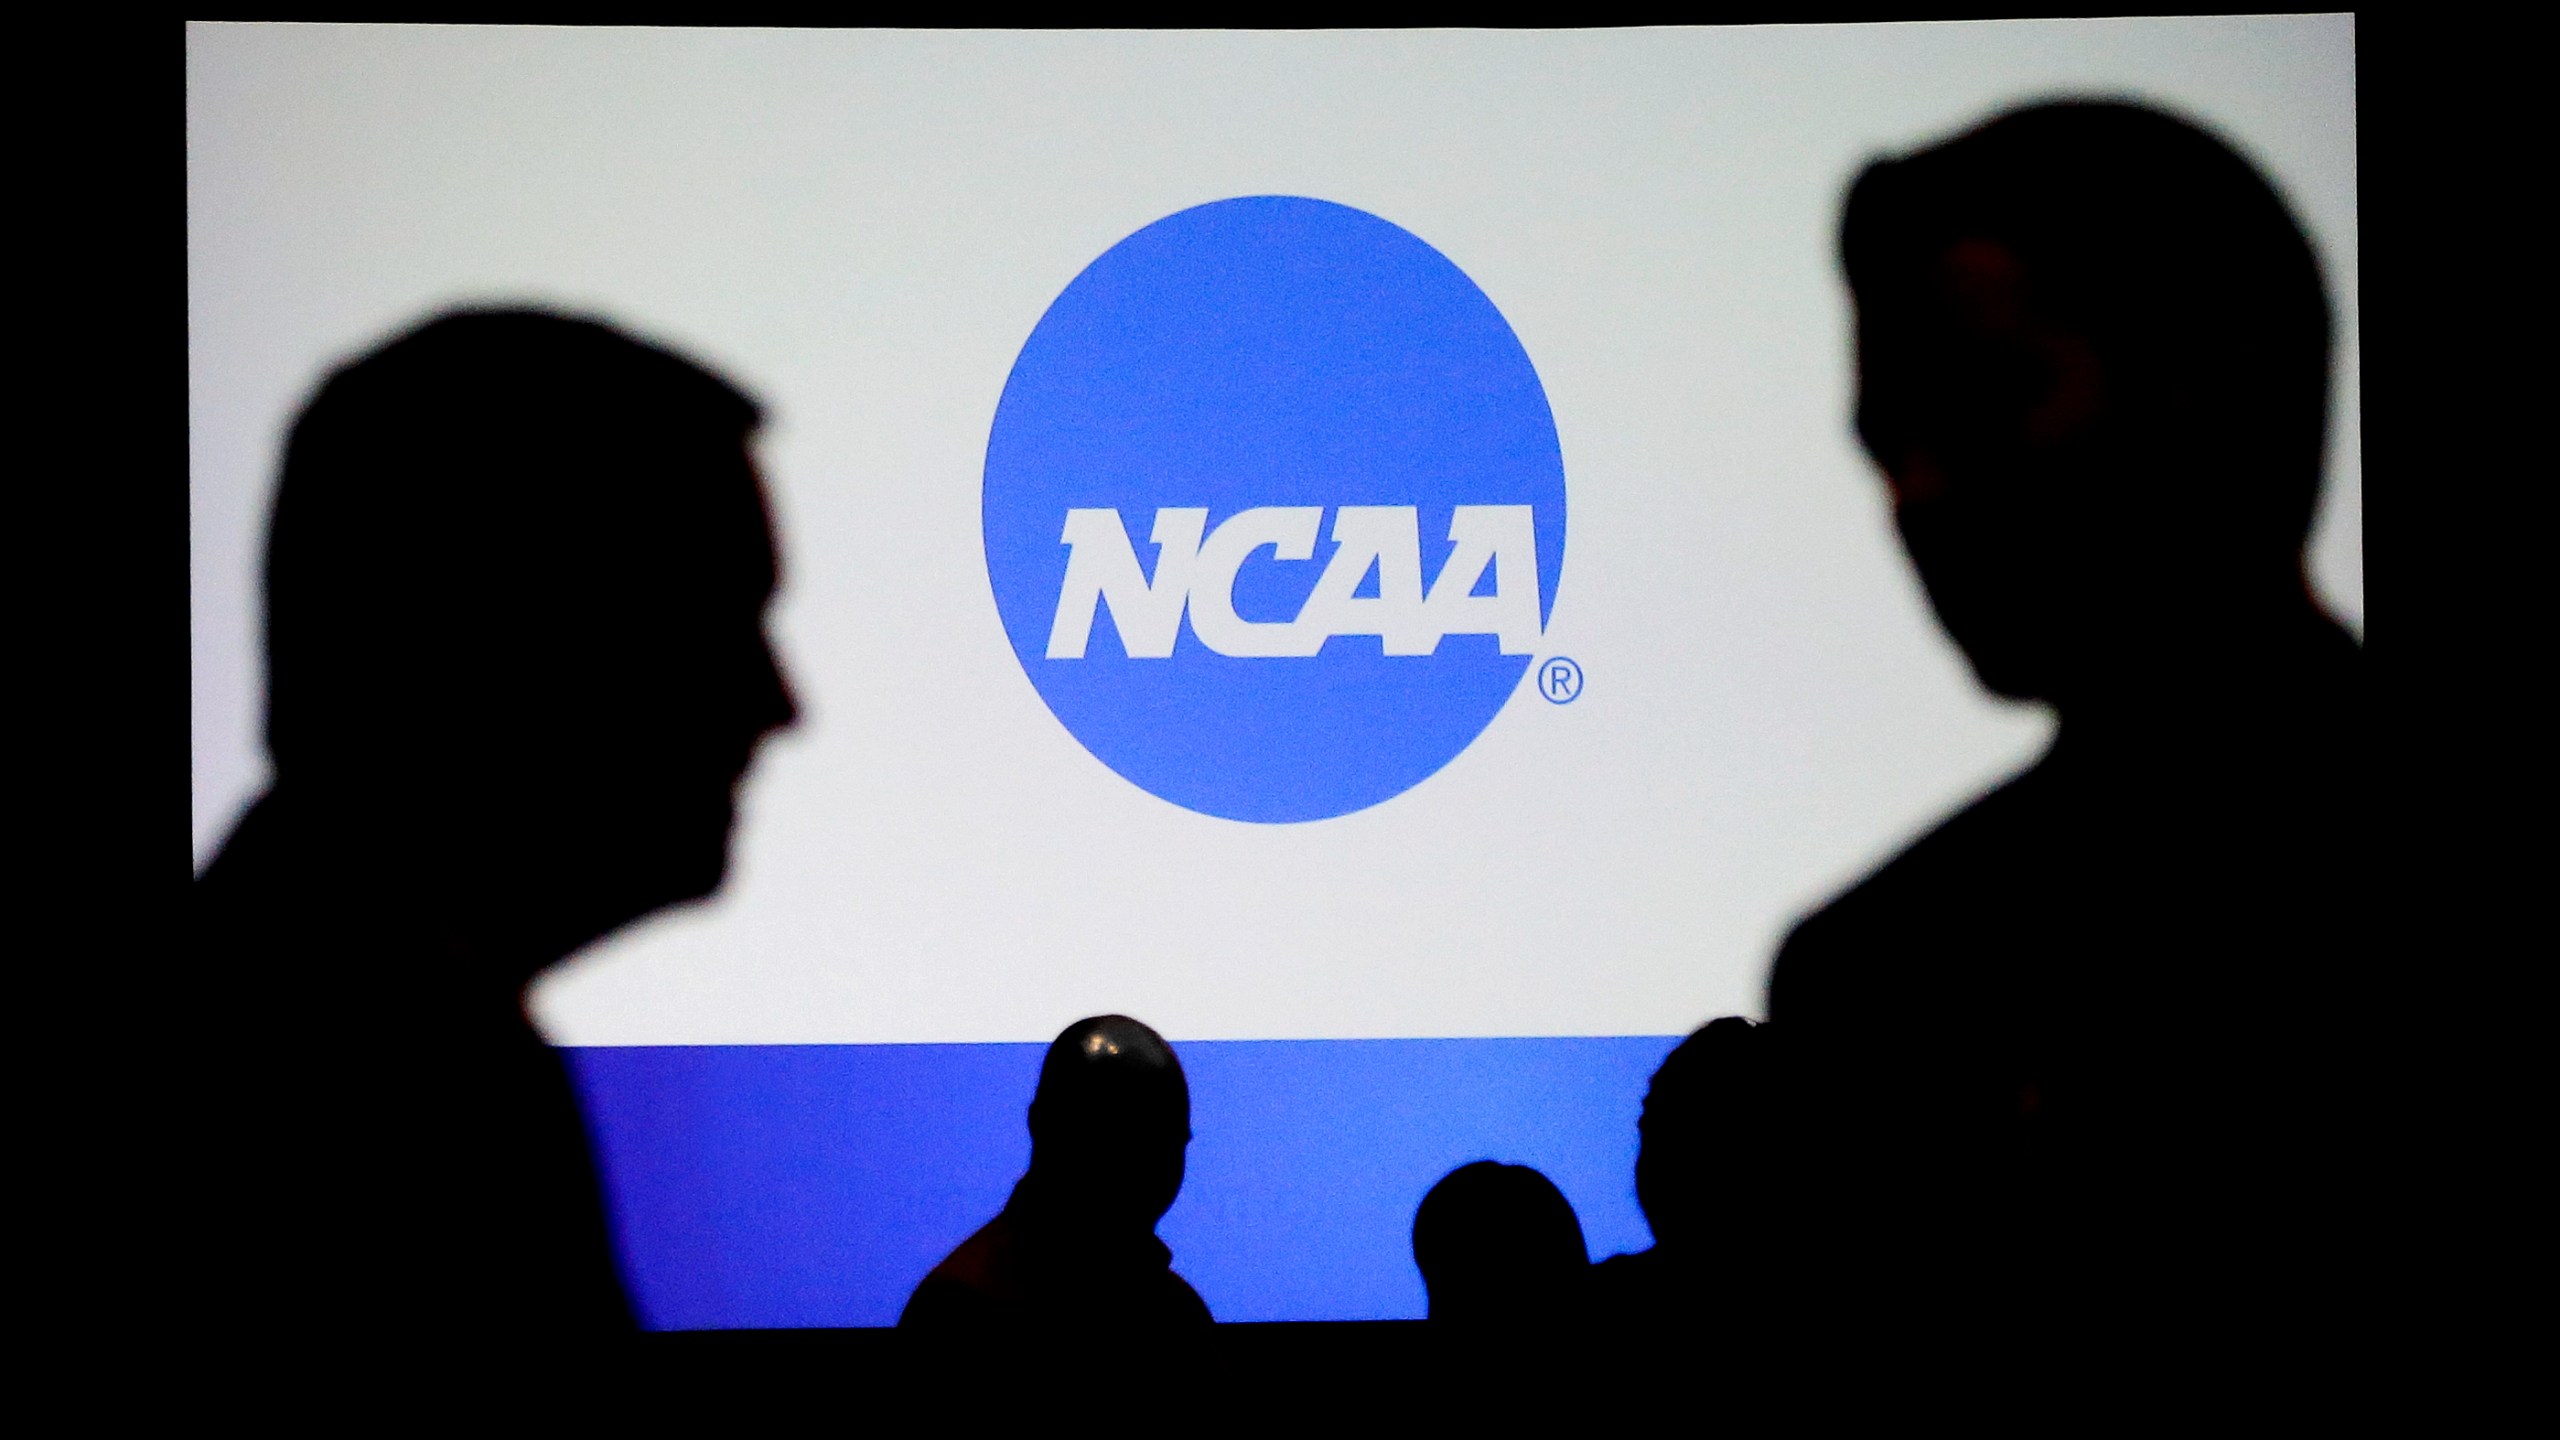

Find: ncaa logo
[983,196,1567,823]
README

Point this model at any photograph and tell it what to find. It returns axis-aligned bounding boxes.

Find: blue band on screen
[566,1035,1681,1328]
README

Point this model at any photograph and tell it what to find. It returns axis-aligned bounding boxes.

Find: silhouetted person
[191,309,797,1343]
[900,1016,1213,1330]
[1585,1019,1788,1341]
[1764,101,2368,1348]
[1412,1161,1588,1327]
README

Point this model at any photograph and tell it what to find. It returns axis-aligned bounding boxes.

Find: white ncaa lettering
[1046,507,1207,659]
[1048,505,1542,658]
[1291,507,1436,656]
[1187,507,1324,657]
[1421,505,1543,655]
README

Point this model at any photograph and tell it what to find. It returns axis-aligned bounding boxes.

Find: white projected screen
[188,20,2360,1050]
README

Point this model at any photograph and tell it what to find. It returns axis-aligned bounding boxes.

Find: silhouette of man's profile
[1765,101,2366,1341]
[900,1015,1213,1330]
[192,309,797,1340]
[1412,1160,1589,1327]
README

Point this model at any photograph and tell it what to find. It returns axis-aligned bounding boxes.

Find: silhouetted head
[1636,1017,1778,1250]
[1025,1016,1192,1233]
[1413,1161,1588,1325]
[262,309,796,956]
[1840,100,2331,704]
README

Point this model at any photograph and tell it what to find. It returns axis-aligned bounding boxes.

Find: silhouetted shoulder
[896,1209,1024,1322]
[899,1215,1023,1328]
[1584,1249,1665,1315]
[900,1215,1212,1330]
[1766,756,2061,1032]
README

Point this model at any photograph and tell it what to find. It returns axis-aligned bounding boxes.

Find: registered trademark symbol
[1539,656,1583,704]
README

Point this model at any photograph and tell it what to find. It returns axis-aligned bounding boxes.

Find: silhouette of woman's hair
[263,308,766,776]
[1840,99,2332,555]
[1412,1160,1589,1324]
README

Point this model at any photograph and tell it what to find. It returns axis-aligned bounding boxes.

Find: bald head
[1026,1016,1192,1230]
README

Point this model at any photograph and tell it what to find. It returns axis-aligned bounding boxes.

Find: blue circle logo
[983,196,1567,823]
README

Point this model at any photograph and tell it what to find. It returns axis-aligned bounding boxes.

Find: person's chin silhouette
[193,309,797,1343]
[1764,101,2367,1361]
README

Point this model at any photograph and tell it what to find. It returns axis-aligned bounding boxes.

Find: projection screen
[189,19,2359,1326]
